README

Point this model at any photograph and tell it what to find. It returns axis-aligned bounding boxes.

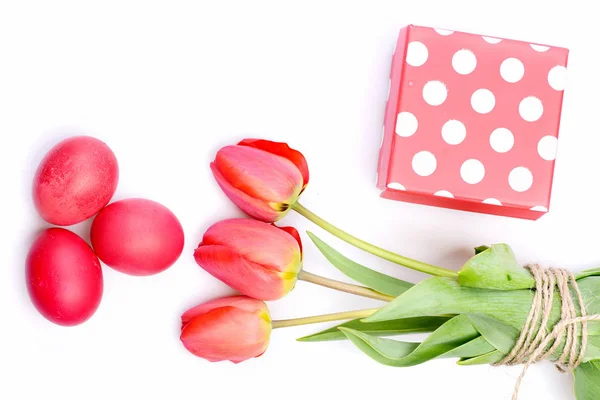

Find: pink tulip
[211,139,309,222]
[194,218,303,300]
[180,296,271,363]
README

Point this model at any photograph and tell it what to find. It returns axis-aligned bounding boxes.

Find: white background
[1,1,598,399]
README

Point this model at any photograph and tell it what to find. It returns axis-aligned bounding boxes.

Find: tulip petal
[214,145,303,203]
[181,306,271,363]
[202,219,301,272]
[238,139,310,189]
[181,296,268,328]
[194,244,291,300]
[211,162,282,222]
[277,226,303,257]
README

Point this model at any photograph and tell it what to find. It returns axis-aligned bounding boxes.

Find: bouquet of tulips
[180,139,600,399]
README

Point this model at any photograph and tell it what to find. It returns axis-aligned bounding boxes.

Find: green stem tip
[298,270,394,302]
[271,308,379,329]
[292,202,457,278]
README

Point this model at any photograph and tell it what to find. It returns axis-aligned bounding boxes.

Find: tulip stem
[271,308,379,329]
[298,270,394,302]
[292,202,458,278]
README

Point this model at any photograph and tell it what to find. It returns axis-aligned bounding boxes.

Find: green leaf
[339,315,480,367]
[576,268,600,280]
[466,314,519,354]
[475,245,490,255]
[297,316,451,342]
[458,244,535,290]
[363,275,600,362]
[307,231,413,296]
[340,329,419,367]
[363,277,539,328]
[365,276,600,331]
[458,350,505,366]
[583,336,600,363]
[575,361,600,400]
[577,277,600,336]
[442,336,495,359]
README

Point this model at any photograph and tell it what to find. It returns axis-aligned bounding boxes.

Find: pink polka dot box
[377,25,568,220]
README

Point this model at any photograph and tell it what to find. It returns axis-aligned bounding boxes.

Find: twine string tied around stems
[493,264,600,399]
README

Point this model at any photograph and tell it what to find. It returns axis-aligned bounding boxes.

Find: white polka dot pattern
[434,190,454,198]
[382,25,568,219]
[548,66,567,91]
[441,120,466,145]
[387,182,406,190]
[471,89,495,114]
[519,96,544,122]
[412,151,437,176]
[483,36,502,44]
[531,206,548,212]
[538,136,558,161]
[461,159,486,184]
[509,167,533,192]
[435,28,454,36]
[406,42,429,67]
[500,58,525,83]
[422,81,448,106]
[483,198,502,206]
[452,49,477,75]
[489,128,514,153]
[395,112,418,137]
[530,44,550,52]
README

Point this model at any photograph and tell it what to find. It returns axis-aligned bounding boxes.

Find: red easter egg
[26,228,104,326]
[91,198,184,276]
[33,135,119,226]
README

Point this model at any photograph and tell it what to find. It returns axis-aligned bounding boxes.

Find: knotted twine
[493,264,600,399]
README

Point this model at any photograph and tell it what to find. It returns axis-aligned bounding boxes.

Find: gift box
[377,25,569,220]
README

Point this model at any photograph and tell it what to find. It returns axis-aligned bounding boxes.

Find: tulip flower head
[194,218,303,300]
[180,296,272,363]
[211,139,309,222]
